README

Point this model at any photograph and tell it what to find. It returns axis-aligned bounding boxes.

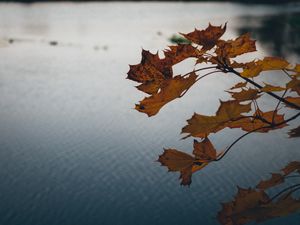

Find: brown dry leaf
[281,161,300,175]
[158,137,222,185]
[163,44,200,65]
[228,88,261,102]
[216,33,256,58]
[158,149,194,172]
[241,57,290,78]
[260,57,290,70]
[256,173,284,190]
[135,73,197,116]
[231,110,287,133]
[229,82,247,90]
[193,138,217,161]
[288,126,300,138]
[286,78,300,95]
[181,23,227,50]
[182,100,251,138]
[128,45,199,95]
[158,148,208,186]
[261,83,286,92]
[127,49,172,83]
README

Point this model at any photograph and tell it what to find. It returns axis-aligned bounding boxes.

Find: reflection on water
[237,12,300,59]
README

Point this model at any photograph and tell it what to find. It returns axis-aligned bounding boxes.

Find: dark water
[0,2,299,225]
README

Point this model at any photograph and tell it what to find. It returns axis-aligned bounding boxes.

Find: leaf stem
[215,111,300,161]
[179,70,220,97]
[182,66,218,77]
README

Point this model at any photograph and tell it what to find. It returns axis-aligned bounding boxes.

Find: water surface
[0,2,300,225]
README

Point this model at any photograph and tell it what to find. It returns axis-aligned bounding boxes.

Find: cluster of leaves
[218,161,300,225]
[127,23,300,186]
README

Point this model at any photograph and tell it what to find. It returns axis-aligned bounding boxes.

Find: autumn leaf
[227,88,261,102]
[241,57,290,78]
[158,137,221,185]
[193,138,221,161]
[216,33,256,58]
[181,23,227,50]
[135,72,197,116]
[158,149,208,186]
[163,44,200,65]
[127,49,172,83]
[128,46,199,95]
[256,173,284,190]
[230,110,287,133]
[182,100,252,138]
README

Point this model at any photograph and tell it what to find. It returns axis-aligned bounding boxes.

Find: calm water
[0,2,300,225]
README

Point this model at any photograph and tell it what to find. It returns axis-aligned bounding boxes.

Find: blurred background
[0,1,299,225]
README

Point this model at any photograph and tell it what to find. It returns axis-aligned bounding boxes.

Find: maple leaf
[163,44,200,65]
[127,45,199,94]
[127,49,171,83]
[216,33,256,58]
[181,23,226,50]
[157,149,205,186]
[182,100,252,138]
[229,110,287,133]
[227,88,261,102]
[193,138,224,161]
[256,173,284,190]
[135,72,197,117]
[241,57,290,78]
[158,138,221,185]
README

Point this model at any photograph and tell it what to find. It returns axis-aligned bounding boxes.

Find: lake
[0,2,300,225]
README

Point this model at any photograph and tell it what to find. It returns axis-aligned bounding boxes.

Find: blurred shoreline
[0,0,298,4]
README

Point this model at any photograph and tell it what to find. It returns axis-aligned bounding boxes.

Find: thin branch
[228,68,300,110]
[215,111,300,161]
[215,126,268,161]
